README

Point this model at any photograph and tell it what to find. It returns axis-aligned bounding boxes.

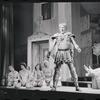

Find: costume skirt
[54,49,73,64]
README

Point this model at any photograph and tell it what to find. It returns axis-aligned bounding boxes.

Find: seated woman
[84,65,100,89]
[32,63,44,87]
[19,62,32,88]
[43,57,53,87]
[43,51,62,87]
[7,65,21,88]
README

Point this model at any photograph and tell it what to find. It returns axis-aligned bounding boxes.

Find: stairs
[61,77,92,88]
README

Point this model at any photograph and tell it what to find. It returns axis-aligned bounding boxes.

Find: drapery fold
[1,4,14,85]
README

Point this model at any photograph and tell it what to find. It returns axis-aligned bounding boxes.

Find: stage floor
[1,86,100,100]
[5,86,100,94]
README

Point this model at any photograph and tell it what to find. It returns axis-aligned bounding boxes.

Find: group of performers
[7,23,82,91]
[7,60,54,88]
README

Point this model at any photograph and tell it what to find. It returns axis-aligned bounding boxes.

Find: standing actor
[48,23,81,91]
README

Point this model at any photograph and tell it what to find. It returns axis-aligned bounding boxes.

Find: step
[61,81,92,88]
[78,77,92,81]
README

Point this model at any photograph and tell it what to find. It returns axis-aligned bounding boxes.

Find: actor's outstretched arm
[70,37,81,53]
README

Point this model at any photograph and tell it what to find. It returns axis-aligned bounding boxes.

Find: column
[71,3,81,76]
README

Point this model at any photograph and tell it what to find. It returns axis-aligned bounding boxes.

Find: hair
[27,66,30,70]
[35,63,42,71]
[9,65,14,69]
[59,23,67,28]
[19,62,27,68]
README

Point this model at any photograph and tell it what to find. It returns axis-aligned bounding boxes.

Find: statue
[33,16,49,36]
[36,16,43,33]
[92,43,100,66]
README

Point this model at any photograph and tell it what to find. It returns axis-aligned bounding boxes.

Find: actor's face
[59,25,67,33]
[9,66,14,71]
[44,63,48,68]
[36,65,40,70]
[21,65,25,70]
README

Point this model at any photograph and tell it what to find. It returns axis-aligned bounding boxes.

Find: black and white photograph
[0,2,100,100]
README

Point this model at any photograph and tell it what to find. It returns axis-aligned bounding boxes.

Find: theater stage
[0,86,100,100]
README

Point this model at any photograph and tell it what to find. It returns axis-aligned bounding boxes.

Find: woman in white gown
[84,65,100,89]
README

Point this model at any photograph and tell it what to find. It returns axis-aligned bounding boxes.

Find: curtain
[1,3,14,85]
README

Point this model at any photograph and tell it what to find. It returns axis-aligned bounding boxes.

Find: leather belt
[58,49,69,51]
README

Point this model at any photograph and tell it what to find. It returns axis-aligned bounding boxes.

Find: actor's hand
[77,47,81,53]
[47,52,51,58]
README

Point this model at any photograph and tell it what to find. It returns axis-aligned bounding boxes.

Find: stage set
[1,2,100,100]
[0,86,100,100]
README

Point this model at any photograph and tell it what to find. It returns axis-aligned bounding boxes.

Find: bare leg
[68,62,80,91]
[7,81,13,87]
[51,63,61,91]
[33,81,38,87]
[38,81,43,87]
